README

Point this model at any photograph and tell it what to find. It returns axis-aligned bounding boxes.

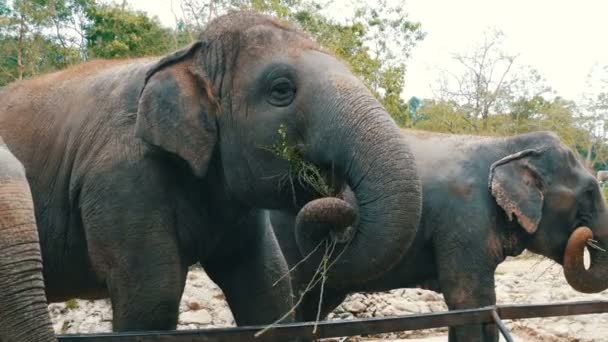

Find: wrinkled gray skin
[0,137,56,342]
[273,130,608,342]
[0,11,421,332]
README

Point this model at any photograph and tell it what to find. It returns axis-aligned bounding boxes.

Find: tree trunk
[17,14,26,80]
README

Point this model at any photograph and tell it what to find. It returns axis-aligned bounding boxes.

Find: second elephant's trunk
[563,226,608,293]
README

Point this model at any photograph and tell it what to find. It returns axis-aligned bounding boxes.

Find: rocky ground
[50,252,608,341]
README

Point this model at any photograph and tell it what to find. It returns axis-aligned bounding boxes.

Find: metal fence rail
[57,300,608,342]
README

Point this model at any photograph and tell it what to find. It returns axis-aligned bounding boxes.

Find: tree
[0,0,85,86]
[290,1,424,123]
[435,29,518,132]
[84,3,175,58]
[414,99,472,134]
[407,96,421,126]
[577,64,608,170]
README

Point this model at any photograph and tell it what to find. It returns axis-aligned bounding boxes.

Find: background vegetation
[1,0,606,172]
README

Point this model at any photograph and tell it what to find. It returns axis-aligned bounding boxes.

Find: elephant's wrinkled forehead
[241,24,322,57]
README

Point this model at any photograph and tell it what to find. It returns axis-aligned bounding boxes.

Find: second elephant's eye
[268,77,296,107]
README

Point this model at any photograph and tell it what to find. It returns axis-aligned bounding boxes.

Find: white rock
[343,301,367,313]
[392,301,420,313]
[179,310,213,325]
[380,306,399,317]
[552,322,569,336]
[569,322,584,333]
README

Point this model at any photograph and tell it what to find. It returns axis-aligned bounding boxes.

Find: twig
[272,238,326,287]
[255,240,330,338]
[256,237,353,338]
[313,240,336,334]
[587,239,606,252]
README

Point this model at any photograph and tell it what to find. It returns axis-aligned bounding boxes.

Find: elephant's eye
[268,77,296,107]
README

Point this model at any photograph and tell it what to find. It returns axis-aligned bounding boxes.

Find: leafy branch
[264,124,334,198]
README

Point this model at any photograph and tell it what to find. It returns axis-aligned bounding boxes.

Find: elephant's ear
[488,149,546,234]
[135,41,218,177]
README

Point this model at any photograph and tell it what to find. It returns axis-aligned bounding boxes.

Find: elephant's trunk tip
[563,226,608,293]
[294,197,356,258]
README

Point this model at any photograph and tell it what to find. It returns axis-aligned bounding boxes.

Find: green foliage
[265,124,333,197]
[84,3,174,59]
[0,0,87,85]
[288,1,424,122]
[0,35,81,84]
[415,99,474,134]
[0,0,9,16]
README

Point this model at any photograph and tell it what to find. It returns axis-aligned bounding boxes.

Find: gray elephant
[272,130,608,342]
[0,137,55,342]
[0,11,422,332]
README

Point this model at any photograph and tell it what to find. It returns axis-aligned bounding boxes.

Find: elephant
[271,129,608,342]
[0,137,56,342]
[0,11,422,332]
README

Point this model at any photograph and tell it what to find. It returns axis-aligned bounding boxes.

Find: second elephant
[272,129,608,342]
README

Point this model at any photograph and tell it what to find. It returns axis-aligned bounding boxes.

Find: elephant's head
[489,132,608,293]
[0,138,55,341]
[135,11,422,285]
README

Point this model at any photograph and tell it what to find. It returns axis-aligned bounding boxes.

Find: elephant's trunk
[0,180,56,341]
[296,82,422,288]
[563,226,608,293]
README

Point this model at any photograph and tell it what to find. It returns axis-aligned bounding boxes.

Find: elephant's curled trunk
[0,180,56,342]
[295,88,422,288]
[563,226,608,293]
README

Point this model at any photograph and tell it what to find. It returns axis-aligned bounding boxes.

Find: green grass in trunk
[264,124,334,198]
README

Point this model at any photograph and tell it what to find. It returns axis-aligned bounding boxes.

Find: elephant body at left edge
[0,137,56,342]
[0,11,422,332]
[273,129,608,342]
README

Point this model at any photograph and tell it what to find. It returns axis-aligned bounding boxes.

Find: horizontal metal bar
[56,300,608,341]
[497,300,608,320]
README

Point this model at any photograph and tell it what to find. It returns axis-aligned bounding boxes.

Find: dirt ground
[50,252,608,341]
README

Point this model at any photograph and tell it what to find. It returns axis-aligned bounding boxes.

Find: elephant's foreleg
[205,211,295,326]
[440,270,498,342]
[435,233,499,342]
[105,255,186,331]
[80,183,187,331]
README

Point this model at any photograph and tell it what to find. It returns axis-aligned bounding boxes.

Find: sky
[123,0,608,102]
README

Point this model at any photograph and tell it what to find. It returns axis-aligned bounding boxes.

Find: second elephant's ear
[489,149,546,234]
[135,41,218,177]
